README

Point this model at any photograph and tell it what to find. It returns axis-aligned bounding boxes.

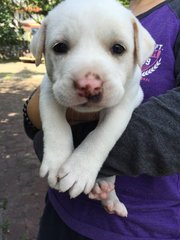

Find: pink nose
[74,73,103,102]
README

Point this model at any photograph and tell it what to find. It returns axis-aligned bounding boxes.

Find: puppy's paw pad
[89,180,115,201]
[98,180,114,193]
[103,199,128,217]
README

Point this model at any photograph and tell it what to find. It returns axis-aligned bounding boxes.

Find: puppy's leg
[89,176,128,217]
[57,86,143,198]
[39,75,74,188]
[102,189,128,217]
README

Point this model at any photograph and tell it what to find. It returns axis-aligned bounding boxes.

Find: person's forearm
[27,84,180,177]
[98,87,180,177]
[26,87,99,128]
[27,87,42,129]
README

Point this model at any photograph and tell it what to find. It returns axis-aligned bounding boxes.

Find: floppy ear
[132,17,155,67]
[30,19,47,66]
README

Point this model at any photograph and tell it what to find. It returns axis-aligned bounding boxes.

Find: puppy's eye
[53,42,69,54]
[111,44,125,55]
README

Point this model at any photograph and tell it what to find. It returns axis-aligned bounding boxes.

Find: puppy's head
[31,0,155,112]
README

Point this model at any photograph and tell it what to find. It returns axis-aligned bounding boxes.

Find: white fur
[31,0,155,215]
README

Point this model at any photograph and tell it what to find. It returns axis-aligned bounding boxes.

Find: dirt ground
[0,61,48,240]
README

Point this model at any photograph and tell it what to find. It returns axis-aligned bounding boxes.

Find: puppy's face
[31,0,155,112]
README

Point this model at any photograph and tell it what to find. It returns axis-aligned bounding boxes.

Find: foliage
[18,0,129,19]
[0,0,129,47]
[0,0,24,46]
[16,0,63,18]
[119,0,130,7]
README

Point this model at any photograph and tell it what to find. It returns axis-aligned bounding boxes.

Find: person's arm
[23,88,41,140]
[99,86,180,177]
[25,84,180,176]
[97,32,180,177]
[26,87,41,130]
[24,32,180,176]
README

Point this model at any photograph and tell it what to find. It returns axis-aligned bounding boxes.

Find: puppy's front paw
[40,155,60,188]
[57,154,99,198]
[40,148,72,188]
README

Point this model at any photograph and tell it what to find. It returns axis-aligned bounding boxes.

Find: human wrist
[26,87,42,129]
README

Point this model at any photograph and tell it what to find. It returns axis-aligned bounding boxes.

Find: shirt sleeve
[99,86,180,177]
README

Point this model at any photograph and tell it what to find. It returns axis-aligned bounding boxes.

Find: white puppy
[31,0,155,217]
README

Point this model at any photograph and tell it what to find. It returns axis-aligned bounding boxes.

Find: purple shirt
[48,3,180,239]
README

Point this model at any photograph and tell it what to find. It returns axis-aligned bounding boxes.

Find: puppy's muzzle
[74,72,103,103]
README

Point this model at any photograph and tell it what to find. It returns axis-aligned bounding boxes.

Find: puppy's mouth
[73,92,103,112]
[86,92,102,103]
[79,92,102,105]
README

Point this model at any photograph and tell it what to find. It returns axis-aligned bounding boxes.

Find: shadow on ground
[0,62,47,240]
[0,69,44,80]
